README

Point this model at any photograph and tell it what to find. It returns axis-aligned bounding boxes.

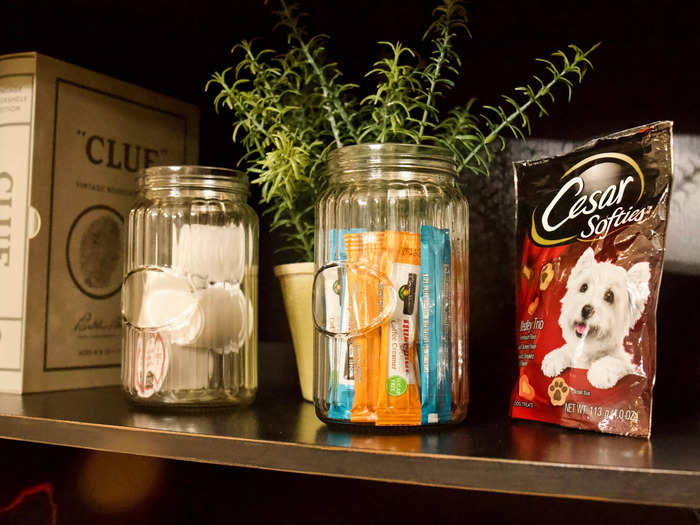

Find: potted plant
[207,0,598,401]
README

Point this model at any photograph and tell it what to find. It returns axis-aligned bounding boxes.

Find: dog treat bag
[509,121,673,438]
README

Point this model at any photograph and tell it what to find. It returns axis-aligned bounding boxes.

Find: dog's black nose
[581,304,594,319]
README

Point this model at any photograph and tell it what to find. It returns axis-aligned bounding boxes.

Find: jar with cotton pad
[121,166,258,407]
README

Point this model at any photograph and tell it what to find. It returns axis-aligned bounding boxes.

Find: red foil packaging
[509,121,673,437]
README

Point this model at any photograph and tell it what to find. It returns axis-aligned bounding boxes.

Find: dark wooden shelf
[0,344,697,508]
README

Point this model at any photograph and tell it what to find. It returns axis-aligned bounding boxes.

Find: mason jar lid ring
[327,143,457,182]
[139,165,249,194]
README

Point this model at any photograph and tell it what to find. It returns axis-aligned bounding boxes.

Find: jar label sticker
[386,375,408,396]
[135,332,169,398]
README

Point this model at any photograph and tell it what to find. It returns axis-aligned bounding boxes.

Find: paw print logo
[548,377,569,406]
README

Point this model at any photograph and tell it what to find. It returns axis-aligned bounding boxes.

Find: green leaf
[207,0,599,260]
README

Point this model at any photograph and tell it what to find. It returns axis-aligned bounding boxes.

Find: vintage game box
[0,52,199,392]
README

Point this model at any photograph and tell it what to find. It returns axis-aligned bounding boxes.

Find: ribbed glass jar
[121,166,258,407]
[313,144,469,427]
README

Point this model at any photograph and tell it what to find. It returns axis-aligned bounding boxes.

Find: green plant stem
[299,43,343,147]
[416,33,449,142]
[279,190,313,260]
[234,98,268,148]
[370,43,415,143]
[290,209,313,261]
[208,72,269,158]
[280,0,360,147]
[458,53,587,172]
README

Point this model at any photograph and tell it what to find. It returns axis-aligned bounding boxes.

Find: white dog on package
[541,247,651,389]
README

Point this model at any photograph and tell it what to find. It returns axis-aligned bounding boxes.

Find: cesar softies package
[510,121,673,438]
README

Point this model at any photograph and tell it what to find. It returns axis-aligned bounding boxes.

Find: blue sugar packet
[419,225,452,424]
[327,228,365,421]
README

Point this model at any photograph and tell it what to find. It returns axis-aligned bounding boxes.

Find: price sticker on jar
[134,332,169,398]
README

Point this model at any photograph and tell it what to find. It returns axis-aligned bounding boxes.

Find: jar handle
[312,261,396,337]
[122,266,200,330]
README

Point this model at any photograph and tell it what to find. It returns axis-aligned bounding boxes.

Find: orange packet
[375,231,422,426]
[345,233,371,423]
[360,232,385,421]
[348,231,386,423]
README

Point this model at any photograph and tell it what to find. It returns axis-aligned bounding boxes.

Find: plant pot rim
[273,261,315,277]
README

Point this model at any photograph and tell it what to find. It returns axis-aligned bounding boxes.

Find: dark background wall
[1,1,699,522]
[4,0,699,343]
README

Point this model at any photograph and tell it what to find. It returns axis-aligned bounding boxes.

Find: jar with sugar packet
[121,166,258,407]
[313,144,469,427]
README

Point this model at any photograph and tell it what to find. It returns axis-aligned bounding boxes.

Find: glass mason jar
[313,144,469,427]
[121,166,258,407]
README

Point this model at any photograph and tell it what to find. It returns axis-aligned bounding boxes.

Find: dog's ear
[627,262,651,324]
[570,247,596,280]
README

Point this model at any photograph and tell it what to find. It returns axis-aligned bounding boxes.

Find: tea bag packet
[317,223,463,426]
[419,227,439,424]
[437,237,453,423]
[345,233,374,423]
[361,231,386,421]
[509,121,673,438]
[452,238,469,408]
[375,231,422,426]
[327,229,365,421]
[345,231,387,422]
[419,225,453,424]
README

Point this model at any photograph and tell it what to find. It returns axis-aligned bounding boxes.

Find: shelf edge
[0,415,698,508]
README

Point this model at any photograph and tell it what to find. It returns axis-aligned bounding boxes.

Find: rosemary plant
[207,0,599,262]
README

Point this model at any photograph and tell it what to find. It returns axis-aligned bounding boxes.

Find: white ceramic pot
[273,262,314,402]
